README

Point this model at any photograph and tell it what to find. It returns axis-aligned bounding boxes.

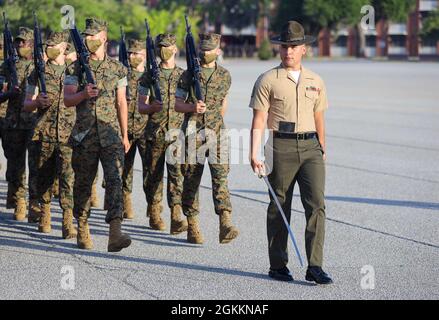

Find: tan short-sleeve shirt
[249,64,328,132]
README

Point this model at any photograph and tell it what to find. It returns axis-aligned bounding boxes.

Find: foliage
[257,38,271,60]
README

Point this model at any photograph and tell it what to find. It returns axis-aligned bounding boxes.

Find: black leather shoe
[305,266,333,285]
[268,266,294,282]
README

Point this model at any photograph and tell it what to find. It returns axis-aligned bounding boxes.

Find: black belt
[273,132,317,140]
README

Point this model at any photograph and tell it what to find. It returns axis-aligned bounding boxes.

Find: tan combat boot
[90,183,99,208]
[38,203,51,233]
[123,192,134,219]
[14,198,26,221]
[219,211,239,244]
[170,205,188,235]
[148,203,166,231]
[77,218,93,250]
[108,218,132,252]
[28,199,42,223]
[62,209,77,239]
[187,215,204,244]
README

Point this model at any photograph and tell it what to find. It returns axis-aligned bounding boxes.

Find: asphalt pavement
[0,59,438,300]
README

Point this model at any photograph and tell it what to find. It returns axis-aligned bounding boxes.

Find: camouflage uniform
[175,33,232,218]
[138,34,185,211]
[64,19,128,224]
[0,28,39,210]
[27,32,75,211]
[120,40,148,197]
[102,40,148,216]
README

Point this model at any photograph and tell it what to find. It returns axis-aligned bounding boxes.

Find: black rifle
[33,11,46,95]
[119,26,131,100]
[68,24,95,86]
[144,19,162,102]
[2,12,19,90]
[184,15,203,102]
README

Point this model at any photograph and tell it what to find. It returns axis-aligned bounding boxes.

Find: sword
[259,174,304,267]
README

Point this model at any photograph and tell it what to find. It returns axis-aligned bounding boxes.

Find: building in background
[299,0,439,59]
[365,0,437,59]
[221,0,439,59]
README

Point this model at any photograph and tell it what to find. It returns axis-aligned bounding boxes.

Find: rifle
[33,11,46,95]
[144,19,162,103]
[184,15,203,102]
[2,12,19,90]
[119,26,131,100]
[68,23,95,86]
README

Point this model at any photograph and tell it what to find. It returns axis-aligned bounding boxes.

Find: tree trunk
[407,0,420,58]
[318,28,330,57]
[376,19,389,57]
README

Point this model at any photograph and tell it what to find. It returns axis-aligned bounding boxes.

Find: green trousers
[266,136,326,269]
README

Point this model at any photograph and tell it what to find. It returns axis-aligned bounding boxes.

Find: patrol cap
[83,17,108,36]
[199,33,221,51]
[16,27,34,41]
[46,31,69,46]
[127,39,146,53]
[155,33,176,47]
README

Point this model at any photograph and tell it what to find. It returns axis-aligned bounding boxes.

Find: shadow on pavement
[231,189,439,211]
[0,220,314,286]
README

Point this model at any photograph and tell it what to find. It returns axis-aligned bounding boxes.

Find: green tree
[257,38,272,60]
[303,0,371,56]
[0,0,199,46]
[272,0,314,33]
[371,0,417,56]
[304,0,369,29]
[1,0,126,36]
[422,10,439,40]
[372,0,417,22]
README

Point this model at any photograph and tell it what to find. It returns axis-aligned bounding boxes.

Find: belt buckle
[296,133,304,140]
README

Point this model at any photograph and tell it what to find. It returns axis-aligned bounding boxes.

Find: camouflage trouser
[3,129,39,205]
[72,131,125,223]
[37,142,74,210]
[145,131,183,208]
[181,128,232,217]
[123,136,148,194]
[102,136,146,209]
[182,161,232,217]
